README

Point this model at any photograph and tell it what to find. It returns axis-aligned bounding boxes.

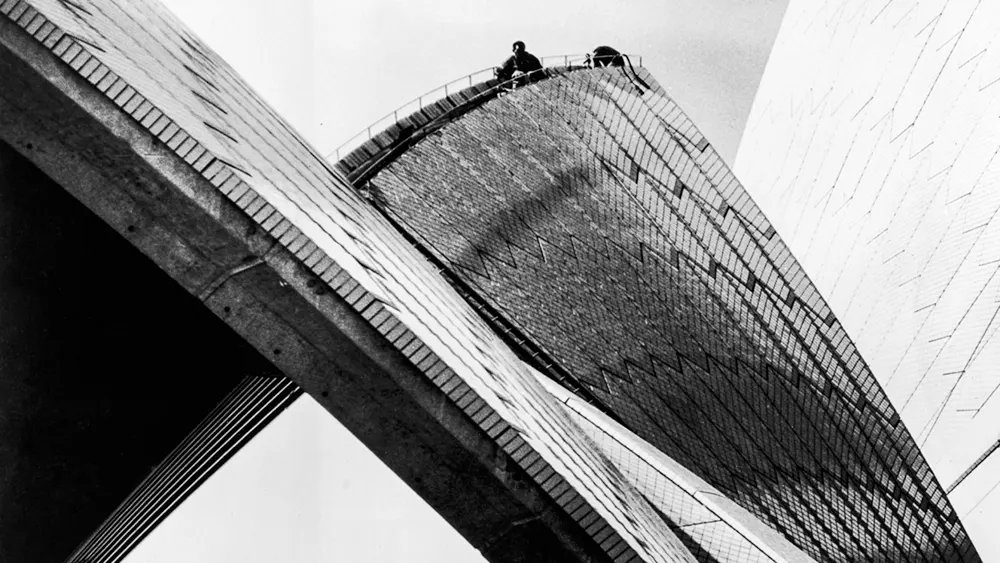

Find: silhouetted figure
[495,41,543,85]
[590,45,624,67]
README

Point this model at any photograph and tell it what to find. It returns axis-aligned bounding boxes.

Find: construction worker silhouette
[495,41,543,84]
[590,45,624,67]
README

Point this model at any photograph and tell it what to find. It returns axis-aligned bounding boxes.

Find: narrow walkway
[335,64,590,185]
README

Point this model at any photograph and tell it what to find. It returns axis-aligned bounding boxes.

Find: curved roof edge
[333,64,655,420]
[533,370,817,563]
[335,65,595,185]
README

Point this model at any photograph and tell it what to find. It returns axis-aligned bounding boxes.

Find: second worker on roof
[495,41,543,84]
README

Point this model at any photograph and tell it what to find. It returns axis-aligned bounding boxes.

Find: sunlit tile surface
[736,1,1000,558]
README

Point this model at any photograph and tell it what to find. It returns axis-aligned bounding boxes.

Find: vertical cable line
[65,375,302,563]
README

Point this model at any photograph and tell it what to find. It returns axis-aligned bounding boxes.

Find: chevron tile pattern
[361,67,979,561]
[736,1,1000,556]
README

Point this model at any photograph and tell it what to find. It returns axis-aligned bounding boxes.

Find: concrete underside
[0,11,631,563]
[0,140,277,563]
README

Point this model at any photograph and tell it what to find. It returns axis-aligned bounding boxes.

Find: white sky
[122,1,789,561]
[123,398,482,562]
[154,0,788,166]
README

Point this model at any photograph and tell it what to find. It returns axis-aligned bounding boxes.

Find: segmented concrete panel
[736,1,1000,556]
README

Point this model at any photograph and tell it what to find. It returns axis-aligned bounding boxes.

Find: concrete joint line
[197,255,266,302]
[482,513,544,553]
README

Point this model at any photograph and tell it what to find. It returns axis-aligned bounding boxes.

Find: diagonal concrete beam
[0,2,693,563]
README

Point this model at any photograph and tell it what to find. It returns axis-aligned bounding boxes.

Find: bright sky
[154,0,788,166]
[123,1,789,561]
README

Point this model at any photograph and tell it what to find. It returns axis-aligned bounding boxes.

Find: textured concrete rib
[0,1,696,562]
[354,66,980,561]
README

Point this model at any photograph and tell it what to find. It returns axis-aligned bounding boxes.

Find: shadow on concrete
[0,141,277,563]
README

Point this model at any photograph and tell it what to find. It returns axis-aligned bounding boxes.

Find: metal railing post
[326,53,641,161]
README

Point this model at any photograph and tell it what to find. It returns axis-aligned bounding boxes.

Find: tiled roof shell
[735,1,1000,556]
[343,65,981,562]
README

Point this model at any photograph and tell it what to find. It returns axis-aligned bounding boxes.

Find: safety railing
[325,53,642,162]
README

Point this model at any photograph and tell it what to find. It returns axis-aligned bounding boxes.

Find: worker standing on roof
[590,45,624,67]
[495,41,543,85]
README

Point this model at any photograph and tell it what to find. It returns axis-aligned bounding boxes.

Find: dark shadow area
[0,141,277,563]
[454,166,588,274]
[669,527,724,563]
